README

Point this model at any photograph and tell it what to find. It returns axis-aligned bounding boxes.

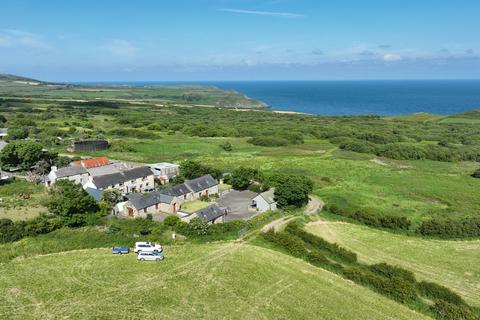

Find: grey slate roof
[257,188,276,204]
[127,191,174,210]
[160,183,192,197]
[85,187,104,202]
[194,205,226,222]
[184,174,218,193]
[91,166,153,189]
[56,166,88,178]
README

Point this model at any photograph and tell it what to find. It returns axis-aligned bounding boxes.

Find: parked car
[134,241,163,254]
[137,251,164,261]
[112,247,130,254]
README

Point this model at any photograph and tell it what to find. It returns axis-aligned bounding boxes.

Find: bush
[471,169,480,178]
[227,167,262,190]
[343,267,418,303]
[431,300,479,320]
[376,143,427,160]
[188,217,210,236]
[418,281,464,305]
[110,140,136,152]
[285,223,357,263]
[370,263,416,284]
[247,136,289,147]
[219,141,233,151]
[417,217,480,238]
[262,230,308,258]
[163,215,180,227]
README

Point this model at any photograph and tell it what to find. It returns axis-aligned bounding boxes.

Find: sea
[82,80,480,116]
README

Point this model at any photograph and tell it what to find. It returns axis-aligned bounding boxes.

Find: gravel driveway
[216,190,260,222]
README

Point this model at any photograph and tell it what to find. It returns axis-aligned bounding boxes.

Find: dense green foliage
[417,217,480,238]
[0,140,44,170]
[46,180,99,227]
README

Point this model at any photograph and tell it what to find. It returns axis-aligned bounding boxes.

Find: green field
[0,180,47,221]
[55,135,480,224]
[0,243,431,320]
[306,220,480,306]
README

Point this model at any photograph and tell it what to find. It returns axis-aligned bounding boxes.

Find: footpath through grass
[0,243,430,320]
[306,220,480,307]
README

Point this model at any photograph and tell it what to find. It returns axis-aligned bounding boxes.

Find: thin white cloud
[103,40,138,58]
[0,29,51,50]
[383,53,402,62]
[220,8,305,19]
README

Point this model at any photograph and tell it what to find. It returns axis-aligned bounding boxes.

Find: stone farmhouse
[46,166,90,187]
[46,157,155,195]
[123,174,219,217]
[181,204,227,224]
[83,166,155,194]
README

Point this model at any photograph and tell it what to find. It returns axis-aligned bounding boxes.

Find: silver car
[137,251,164,262]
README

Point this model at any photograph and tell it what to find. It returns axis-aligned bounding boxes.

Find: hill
[306,220,480,307]
[0,73,42,83]
[0,243,430,320]
[0,73,266,109]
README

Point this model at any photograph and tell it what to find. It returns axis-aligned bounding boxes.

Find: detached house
[84,166,155,194]
[46,166,89,187]
[252,189,277,213]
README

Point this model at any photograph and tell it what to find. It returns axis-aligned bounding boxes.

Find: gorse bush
[285,223,357,263]
[369,263,416,284]
[343,267,418,303]
[326,204,412,231]
[417,217,480,238]
[431,300,479,320]
[418,281,465,306]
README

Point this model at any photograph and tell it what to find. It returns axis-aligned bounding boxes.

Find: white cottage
[252,189,277,212]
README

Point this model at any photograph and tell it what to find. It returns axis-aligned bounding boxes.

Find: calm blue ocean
[82,80,480,116]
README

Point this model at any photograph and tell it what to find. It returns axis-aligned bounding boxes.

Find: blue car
[112,247,130,254]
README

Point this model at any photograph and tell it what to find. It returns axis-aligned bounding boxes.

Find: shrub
[110,140,136,152]
[471,169,480,178]
[163,215,180,227]
[247,136,289,147]
[418,281,465,305]
[227,167,262,190]
[188,217,210,236]
[431,300,479,320]
[343,267,418,303]
[262,230,307,258]
[417,217,480,238]
[219,141,233,151]
[285,223,357,263]
[370,263,416,284]
[376,143,427,160]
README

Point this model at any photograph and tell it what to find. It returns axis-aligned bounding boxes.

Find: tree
[0,140,44,170]
[188,217,209,236]
[5,127,28,141]
[46,180,99,227]
[228,167,261,190]
[180,160,222,180]
[102,189,121,206]
[274,175,313,208]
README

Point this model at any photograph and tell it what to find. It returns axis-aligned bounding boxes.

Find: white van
[134,242,163,254]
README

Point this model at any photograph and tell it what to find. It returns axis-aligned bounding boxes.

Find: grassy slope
[0,243,430,320]
[306,221,480,306]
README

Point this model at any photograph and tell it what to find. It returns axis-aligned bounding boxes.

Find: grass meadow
[0,243,431,320]
[306,220,480,307]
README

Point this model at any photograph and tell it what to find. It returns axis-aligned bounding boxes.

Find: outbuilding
[252,189,277,213]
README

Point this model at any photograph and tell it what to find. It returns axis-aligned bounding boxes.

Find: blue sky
[1,0,479,81]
